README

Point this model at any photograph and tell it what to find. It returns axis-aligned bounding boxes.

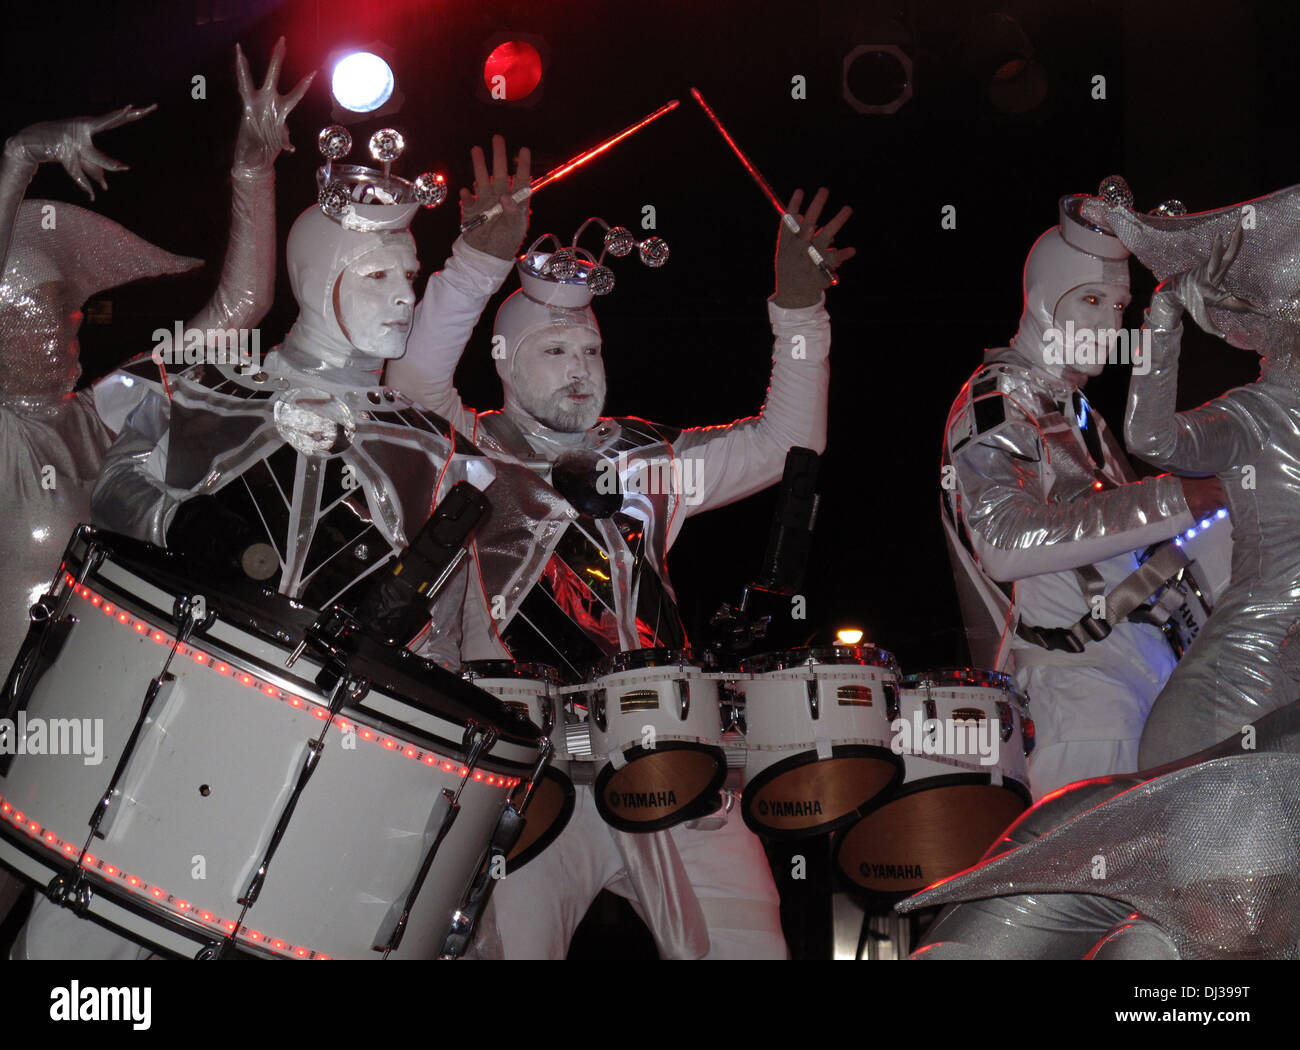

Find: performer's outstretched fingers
[817,203,852,244]
[491,134,509,191]
[515,144,531,188]
[470,144,490,192]
[264,35,286,90]
[234,44,254,99]
[800,187,830,237]
[283,70,316,114]
[785,188,805,220]
[85,145,128,173]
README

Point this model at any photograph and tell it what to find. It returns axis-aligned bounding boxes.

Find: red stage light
[483,41,542,101]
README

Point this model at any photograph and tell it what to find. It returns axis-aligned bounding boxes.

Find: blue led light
[1185,528,1198,540]
[1216,508,1228,519]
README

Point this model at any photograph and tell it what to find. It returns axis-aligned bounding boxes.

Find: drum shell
[734,663,903,838]
[0,535,536,960]
[582,662,726,833]
[833,671,1031,900]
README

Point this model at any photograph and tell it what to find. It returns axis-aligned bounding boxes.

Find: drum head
[833,775,1030,899]
[505,767,575,873]
[593,744,728,832]
[741,746,902,840]
[903,667,1025,703]
[596,648,703,677]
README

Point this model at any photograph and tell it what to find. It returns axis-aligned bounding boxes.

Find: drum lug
[882,681,900,722]
[996,701,1015,743]
[677,679,691,720]
[45,873,92,915]
[172,593,216,643]
[923,696,937,740]
[195,943,223,961]
[806,678,820,721]
[1022,715,1036,756]
[592,689,607,732]
[539,694,556,738]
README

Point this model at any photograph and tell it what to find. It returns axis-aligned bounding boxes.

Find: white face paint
[1053,281,1131,385]
[511,325,606,432]
[334,242,419,359]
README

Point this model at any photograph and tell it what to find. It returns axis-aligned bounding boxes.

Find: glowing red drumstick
[690,87,838,287]
[461,100,680,233]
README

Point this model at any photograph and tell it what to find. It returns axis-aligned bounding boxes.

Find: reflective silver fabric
[902,701,1300,959]
[1127,319,1300,764]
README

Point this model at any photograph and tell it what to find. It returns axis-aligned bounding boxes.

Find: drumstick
[689,87,838,287]
[460,100,680,234]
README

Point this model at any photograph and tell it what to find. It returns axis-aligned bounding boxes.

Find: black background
[5,0,1290,673]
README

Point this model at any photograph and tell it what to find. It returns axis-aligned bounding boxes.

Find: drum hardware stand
[439,736,553,959]
[195,672,369,960]
[372,721,499,958]
[51,594,212,916]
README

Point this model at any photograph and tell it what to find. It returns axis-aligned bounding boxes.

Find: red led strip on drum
[63,575,521,790]
[0,794,328,960]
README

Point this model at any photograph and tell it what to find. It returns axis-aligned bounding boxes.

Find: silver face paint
[510,325,606,433]
[334,242,418,359]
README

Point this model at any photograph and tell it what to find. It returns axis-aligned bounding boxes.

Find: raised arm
[670,187,850,524]
[951,396,1194,583]
[1125,231,1263,474]
[185,39,312,339]
[386,136,529,430]
[1,104,151,266]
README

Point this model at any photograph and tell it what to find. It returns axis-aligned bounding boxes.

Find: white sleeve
[665,297,829,546]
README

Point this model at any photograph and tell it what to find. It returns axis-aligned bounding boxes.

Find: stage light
[332,52,394,113]
[836,627,865,646]
[483,40,543,101]
[842,44,913,115]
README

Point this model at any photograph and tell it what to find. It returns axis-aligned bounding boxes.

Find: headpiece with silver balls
[314,124,446,233]
[516,218,668,305]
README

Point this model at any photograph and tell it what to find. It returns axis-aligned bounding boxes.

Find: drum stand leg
[199,673,368,960]
[372,723,499,958]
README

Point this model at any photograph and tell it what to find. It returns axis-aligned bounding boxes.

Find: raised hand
[4,104,156,200]
[460,134,532,260]
[774,188,855,308]
[232,37,314,176]
[1157,225,1255,337]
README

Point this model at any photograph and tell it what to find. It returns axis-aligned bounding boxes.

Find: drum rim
[902,666,1025,700]
[738,744,903,841]
[504,766,576,873]
[591,742,728,833]
[831,771,1032,899]
[593,647,704,678]
[462,659,562,685]
[738,644,898,673]
[60,527,543,750]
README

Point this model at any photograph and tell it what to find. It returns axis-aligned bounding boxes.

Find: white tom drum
[576,649,727,832]
[734,646,904,838]
[834,667,1033,898]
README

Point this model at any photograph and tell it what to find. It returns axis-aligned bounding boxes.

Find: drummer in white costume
[387,137,854,958]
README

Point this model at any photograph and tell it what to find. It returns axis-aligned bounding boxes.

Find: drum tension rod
[198,673,370,960]
[377,721,498,958]
[53,592,211,915]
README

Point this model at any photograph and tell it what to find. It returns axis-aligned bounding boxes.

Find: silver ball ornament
[546,249,579,280]
[638,236,670,268]
[587,265,616,296]
[368,128,406,163]
[414,172,447,208]
[318,180,352,218]
[318,125,353,160]
[604,226,635,258]
[1098,175,1134,210]
[1150,199,1188,217]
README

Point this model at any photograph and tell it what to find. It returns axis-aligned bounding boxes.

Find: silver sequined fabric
[902,753,1300,959]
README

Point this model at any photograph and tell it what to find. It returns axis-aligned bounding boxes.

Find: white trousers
[475,786,788,959]
[10,896,150,960]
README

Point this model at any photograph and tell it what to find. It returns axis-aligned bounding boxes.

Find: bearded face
[511,324,606,432]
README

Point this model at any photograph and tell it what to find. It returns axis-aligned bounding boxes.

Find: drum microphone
[355,481,492,646]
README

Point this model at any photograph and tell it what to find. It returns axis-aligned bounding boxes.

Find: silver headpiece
[314,125,447,233]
